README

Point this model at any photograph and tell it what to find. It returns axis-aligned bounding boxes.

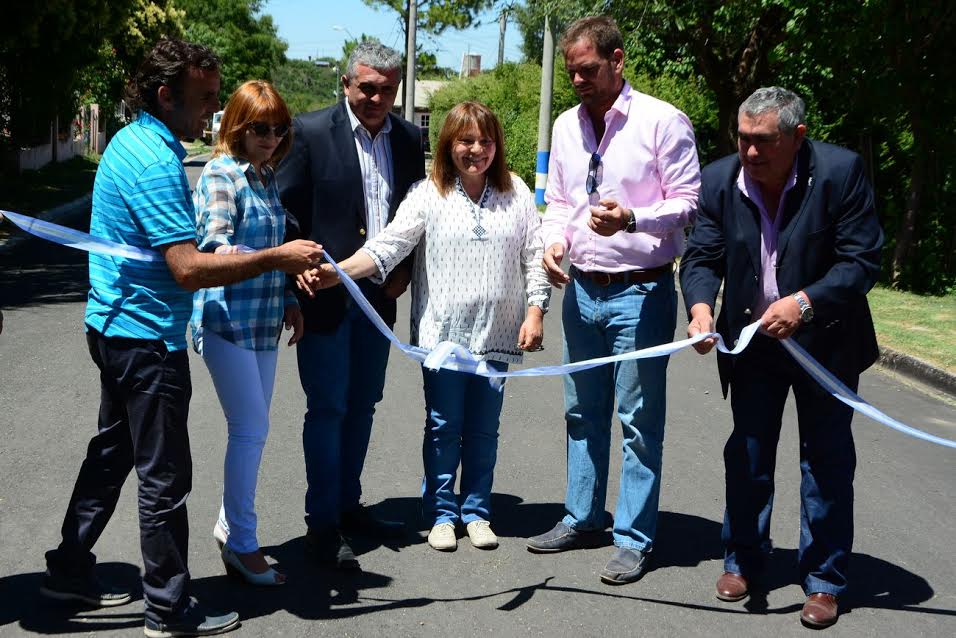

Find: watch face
[803,307,814,323]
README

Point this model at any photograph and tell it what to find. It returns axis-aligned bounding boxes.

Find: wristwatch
[624,209,637,233]
[792,293,814,324]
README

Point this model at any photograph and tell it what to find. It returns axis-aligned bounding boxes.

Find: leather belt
[570,263,673,287]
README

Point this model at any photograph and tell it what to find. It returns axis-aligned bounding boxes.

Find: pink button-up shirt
[736,162,798,318]
[540,81,701,272]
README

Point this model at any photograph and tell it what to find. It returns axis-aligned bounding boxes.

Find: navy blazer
[277,101,426,332]
[679,140,884,396]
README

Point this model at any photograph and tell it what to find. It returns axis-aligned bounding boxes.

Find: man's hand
[760,295,802,339]
[587,198,630,236]
[688,303,717,354]
[268,240,323,274]
[382,267,411,300]
[517,306,544,351]
[543,242,570,288]
[283,304,304,346]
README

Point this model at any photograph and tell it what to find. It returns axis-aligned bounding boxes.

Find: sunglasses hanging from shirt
[586,152,601,195]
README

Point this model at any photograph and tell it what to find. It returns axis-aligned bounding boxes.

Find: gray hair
[346,41,402,78]
[739,87,806,134]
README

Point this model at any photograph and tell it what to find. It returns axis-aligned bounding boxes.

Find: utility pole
[535,14,554,205]
[404,0,417,123]
[497,9,507,67]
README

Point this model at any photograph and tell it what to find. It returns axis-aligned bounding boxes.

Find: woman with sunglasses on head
[304,101,551,552]
[190,80,300,585]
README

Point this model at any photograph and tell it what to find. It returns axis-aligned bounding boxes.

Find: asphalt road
[0,161,954,637]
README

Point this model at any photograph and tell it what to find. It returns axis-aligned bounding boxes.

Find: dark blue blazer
[277,101,426,332]
[679,140,884,395]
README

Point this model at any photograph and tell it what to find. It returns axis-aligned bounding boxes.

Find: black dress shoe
[526,521,608,553]
[340,505,405,539]
[305,528,359,570]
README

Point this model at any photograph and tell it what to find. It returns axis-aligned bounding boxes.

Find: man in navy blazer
[278,42,425,569]
[680,87,883,628]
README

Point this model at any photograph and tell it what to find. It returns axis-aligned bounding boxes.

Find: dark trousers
[722,334,857,597]
[46,330,193,622]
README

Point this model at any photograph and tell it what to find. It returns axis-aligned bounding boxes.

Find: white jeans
[202,330,278,553]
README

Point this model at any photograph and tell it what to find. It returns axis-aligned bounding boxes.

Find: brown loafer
[801,593,839,628]
[715,571,749,602]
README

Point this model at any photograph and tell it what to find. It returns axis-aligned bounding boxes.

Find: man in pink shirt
[527,16,700,585]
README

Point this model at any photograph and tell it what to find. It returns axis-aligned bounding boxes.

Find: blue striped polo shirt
[85,111,196,351]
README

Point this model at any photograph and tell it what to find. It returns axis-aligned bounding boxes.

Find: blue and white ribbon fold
[3,209,954,448]
[1,209,162,262]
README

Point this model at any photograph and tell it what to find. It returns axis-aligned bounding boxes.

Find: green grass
[182,140,214,157]
[868,285,956,373]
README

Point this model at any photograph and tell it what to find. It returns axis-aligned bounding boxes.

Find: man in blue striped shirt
[42,40,322,638]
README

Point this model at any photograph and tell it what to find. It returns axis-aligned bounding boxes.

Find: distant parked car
[211,110,224,141]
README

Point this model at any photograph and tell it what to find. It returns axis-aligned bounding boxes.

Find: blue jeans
[561,270,676,551]
[421,362,507,525]
[723,335,857,596]
[297,303,391,531]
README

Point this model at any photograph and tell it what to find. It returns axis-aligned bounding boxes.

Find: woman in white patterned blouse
[306,101,551,552]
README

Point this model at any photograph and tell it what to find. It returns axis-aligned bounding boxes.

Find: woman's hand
[214,244,241,255]
[283,304,304,346]
[517,306,545,351]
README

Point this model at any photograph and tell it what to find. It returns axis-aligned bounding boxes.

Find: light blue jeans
[561,270,676,551]
[421,361,507,526]
[201,329,279,554]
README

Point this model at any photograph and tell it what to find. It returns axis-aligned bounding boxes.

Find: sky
[263,0,525,72]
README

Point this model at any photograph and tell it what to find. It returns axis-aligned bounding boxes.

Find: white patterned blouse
[362,174,551,364]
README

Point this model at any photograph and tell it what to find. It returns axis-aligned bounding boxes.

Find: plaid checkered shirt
[190,154,296,353]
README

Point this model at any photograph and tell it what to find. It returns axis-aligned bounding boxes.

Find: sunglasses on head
[586,152,601,195]
[248,122,290,138]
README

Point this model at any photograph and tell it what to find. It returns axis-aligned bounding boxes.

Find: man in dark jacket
[680,87,883,629]
[277,41,425,569]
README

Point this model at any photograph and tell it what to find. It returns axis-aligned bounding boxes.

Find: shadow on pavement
[0,238,89,308]
[2,562,144,634]
[3,541,951,632]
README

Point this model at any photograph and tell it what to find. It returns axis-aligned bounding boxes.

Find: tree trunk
[891,108,926,288]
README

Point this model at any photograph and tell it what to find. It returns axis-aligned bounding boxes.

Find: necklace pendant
[472,224,487,239]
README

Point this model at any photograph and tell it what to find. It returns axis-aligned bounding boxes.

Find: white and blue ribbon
[3,210,954,448]
[1,209,163,262]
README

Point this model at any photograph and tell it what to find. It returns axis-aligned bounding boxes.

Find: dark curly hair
[126,39,220,115]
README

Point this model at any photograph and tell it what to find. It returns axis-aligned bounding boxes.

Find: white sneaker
[427,522,457,551]
[466,520,498,549]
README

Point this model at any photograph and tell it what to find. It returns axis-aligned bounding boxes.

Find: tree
[178,0,288,100]
[78,1,185,109]
[0,1,135,147]
[362,0,495,86]
[272,58,340,114]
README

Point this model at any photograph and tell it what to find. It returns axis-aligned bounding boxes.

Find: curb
[0,192,93,256]
[877,346,956,397]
